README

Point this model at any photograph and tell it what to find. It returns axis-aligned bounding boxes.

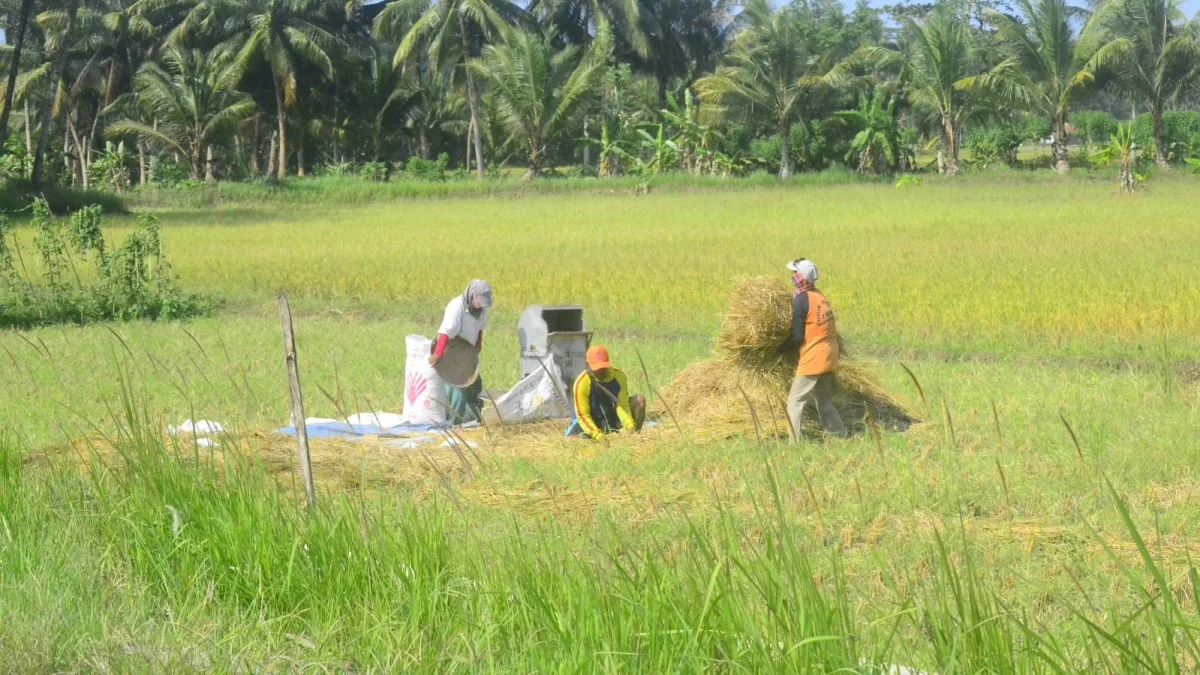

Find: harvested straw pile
[45,421,584,497]
[661,276,919,439]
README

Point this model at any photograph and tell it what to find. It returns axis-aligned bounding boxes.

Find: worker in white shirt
[429,279,492,424]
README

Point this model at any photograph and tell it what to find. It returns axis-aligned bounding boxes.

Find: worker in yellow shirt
[565,345,646,439]
[778,258,847,441]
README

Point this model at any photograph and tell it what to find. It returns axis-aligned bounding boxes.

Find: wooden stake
[279,292,316,511]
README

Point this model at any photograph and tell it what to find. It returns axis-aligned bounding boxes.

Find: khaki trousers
[787,373,847,442]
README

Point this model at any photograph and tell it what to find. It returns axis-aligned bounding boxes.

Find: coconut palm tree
[31,0,80,188]
[470,26,606,177]
[400,63,469,161]
[231,0,341,180]
[694,0,838,179]
[866,8,990,175]
[108,47,255,179]
[3,15,58,164]
[980,0,1098,173]
[37,0,157,177]
[353,45,413,162]
[0,0,38,149]
[610,0,733,106]
[1088,0,1200,167]
[122,0,342,178]
[526,0,731,107]
[374,0,529,178]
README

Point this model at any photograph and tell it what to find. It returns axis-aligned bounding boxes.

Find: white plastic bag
[484,357,570,424]
[167,419,225,436]
[401,335,448,425]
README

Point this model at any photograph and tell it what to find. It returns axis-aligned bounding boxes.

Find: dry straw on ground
[661,276,919,440]
[43,276,917,495]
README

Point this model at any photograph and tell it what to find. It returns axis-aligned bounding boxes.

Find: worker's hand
[776,340,794,355]
[427,353,441,366]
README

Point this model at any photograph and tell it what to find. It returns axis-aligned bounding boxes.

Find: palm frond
[106,119,187,155]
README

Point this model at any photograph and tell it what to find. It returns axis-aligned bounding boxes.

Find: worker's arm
[431,299,463,363]
[614,370,637,432]
[777,292,809,353]
[432,333,449,360]
[432,329,480,362]
[572,373,606,440]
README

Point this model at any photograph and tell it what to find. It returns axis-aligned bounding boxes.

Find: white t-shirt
[438,296,488,346]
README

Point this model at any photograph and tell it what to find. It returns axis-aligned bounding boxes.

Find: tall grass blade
[899,362,926,407]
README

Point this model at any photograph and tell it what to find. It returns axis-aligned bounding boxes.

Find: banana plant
[661,90,722,175]
[833,91,899,175]
[634,123,678,175]
[1090,123,1140,193]
[710,149,752,178]
[580,123,632,177]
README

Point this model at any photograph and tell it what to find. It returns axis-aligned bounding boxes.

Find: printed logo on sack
[405,372,427,406]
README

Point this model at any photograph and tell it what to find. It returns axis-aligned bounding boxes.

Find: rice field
[155,177,1200,353]
[3,173,1200,671]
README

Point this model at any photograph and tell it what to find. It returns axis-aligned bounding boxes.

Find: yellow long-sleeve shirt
[571,368,636,440]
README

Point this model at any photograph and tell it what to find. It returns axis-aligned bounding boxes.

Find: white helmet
[786,258,819,284]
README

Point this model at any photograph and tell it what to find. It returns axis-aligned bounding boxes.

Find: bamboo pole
[279,292,316,511]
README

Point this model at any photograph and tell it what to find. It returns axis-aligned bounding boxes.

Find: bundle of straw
[660,276,919,437]
[716,276,794,365]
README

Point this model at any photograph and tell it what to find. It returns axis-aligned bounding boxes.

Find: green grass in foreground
[4,405,1200,672]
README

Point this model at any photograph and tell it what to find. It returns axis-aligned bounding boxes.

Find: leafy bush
[321,161,354,178]
[747,136,782,173]
[795,121,842,172]
[1018,116,1052,144]
[1069,111,1118,148]
[406,153,449,181]
[964,126,1021,168]
[724,125,752,154]
[0,179,124,214]
[0,136,32,179]
[356,162,389,182]
[0,199,209,328]
[150,155,192,187]
[89,141,132,192]
[1132,112,1200,163]
[746,123,842,175]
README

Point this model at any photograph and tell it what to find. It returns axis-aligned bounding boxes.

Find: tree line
[0,0,1197,189]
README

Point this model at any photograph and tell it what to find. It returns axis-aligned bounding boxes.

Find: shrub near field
[2,177,1200,670]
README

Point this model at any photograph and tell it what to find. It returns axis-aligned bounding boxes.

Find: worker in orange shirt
[777,258,847,441]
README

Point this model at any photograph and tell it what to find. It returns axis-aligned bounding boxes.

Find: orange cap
[586,345,612,371]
